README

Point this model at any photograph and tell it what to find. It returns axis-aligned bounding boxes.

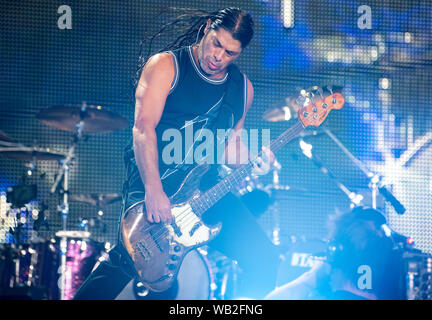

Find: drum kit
[0,92,321,300]
[0,102,128,300]
[2,101,275,300]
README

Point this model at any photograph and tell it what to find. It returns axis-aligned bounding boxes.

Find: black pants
[73,192,280,300]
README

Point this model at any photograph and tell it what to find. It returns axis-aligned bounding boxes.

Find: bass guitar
[120,87,345,292]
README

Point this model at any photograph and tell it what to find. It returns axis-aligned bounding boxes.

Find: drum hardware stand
[270,160,282,246]
[50,102,87,300]
[220,260,240,300]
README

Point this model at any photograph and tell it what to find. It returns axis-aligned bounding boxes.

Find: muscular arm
[133,52,174,223]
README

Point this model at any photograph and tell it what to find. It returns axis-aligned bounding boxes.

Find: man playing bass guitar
[74,7,280,300]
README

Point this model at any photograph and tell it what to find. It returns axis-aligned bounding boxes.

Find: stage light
[379,78,391,90]
[349,193,364,205]
[371,174,380,184]
[272,228,280,245]
[327,52,335,62]
[31,209,39,219]
[404,32,412,43]
[381,224,392,237]
[299,139,312,159]
[371,47,378,61]
[282,106,291,120]
[281,0,294,28]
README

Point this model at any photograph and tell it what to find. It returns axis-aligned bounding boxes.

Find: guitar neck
[190,120,305,216]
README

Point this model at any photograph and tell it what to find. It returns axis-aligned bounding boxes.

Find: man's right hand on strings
[144,187,172,223]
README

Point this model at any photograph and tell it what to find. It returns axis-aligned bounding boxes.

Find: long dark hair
[132,7,254,88]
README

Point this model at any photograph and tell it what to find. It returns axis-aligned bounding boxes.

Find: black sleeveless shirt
[124,45,248,200]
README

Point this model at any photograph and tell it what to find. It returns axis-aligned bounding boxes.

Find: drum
[276,238,328,286]
[116,249,214,300]
[0,235,106,300]
[176,248,214,300]
[0,241,54,290]
[48,233,107,300]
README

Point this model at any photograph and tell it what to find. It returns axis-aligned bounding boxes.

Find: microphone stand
[322,128,405,214]
[300,141,364,207]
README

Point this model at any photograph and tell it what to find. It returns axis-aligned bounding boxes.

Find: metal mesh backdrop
[1,1,431,252]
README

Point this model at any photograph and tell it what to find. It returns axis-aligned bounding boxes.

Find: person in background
[265,206,402,300]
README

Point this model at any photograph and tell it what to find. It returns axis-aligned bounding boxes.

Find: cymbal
[0,147,66,161]
[70,193,121,207]
[36,104,129,133]
[0,130,17,144]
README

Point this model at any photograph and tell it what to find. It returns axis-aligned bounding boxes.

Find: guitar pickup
[189,222,201,237]
[171,221,183,237]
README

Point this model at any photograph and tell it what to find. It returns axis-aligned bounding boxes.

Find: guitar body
[120,163,222,292]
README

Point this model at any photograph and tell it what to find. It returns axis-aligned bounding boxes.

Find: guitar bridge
[149,228,165,252]
[170,221,183,237]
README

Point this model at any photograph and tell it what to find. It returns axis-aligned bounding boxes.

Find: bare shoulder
[145,52,174,70]
[138,52,175,86]
[134,52,176,126]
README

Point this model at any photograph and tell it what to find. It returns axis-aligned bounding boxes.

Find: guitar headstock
[297,86,345,128]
